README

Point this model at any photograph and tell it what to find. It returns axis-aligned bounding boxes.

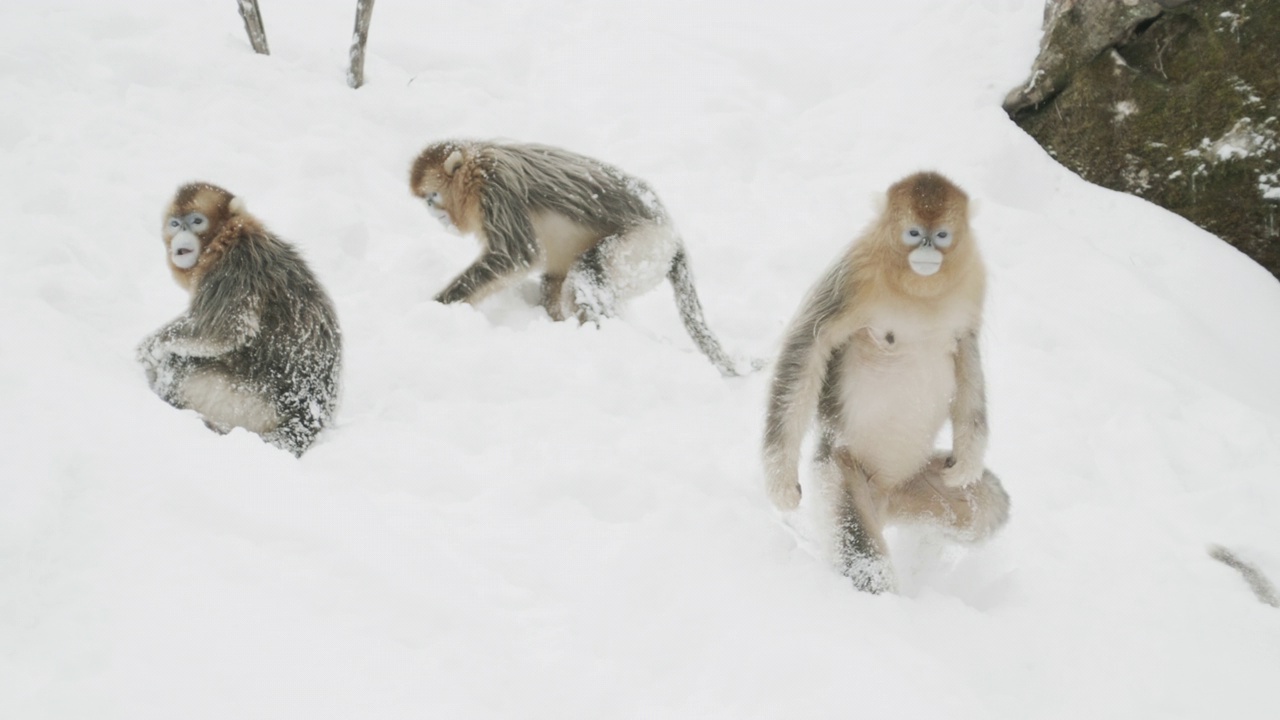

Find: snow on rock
[1,1,1278,719]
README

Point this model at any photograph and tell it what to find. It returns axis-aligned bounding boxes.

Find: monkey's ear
[443,150,464,176]
[968,198,983,219]
[228,197,247,215]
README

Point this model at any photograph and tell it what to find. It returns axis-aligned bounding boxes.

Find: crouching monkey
[137,183,342,456]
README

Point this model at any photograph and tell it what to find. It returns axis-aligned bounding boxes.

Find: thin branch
[237,0,270,55]
[347,0,376,89]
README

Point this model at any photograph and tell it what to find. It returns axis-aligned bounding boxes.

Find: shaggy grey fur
[480,143,667,240]
[763,259,849,469]
[139,227,342,456]
[427,141,746,376]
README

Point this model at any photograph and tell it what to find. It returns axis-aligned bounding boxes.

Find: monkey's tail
[667,249,760,377]
[1209,545,1279,608]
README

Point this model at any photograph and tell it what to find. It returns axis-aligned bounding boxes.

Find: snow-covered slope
[2,1,1278,718]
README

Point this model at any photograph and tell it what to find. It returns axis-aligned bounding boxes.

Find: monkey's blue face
[423,192,459,235]
[901,225,952,276]
[165,213,208,269]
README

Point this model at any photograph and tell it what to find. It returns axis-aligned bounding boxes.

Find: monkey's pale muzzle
[170,232,200,269]
[907,246,943,276]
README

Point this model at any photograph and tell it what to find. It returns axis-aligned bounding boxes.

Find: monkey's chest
[835,327,957,482]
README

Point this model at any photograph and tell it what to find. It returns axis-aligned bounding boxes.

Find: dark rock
[1006,0,1280,278]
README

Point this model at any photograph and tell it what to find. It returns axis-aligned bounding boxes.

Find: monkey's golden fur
[162,184,257,291]
[847,173,982,304]
[409,145,484,236]
[763,171,1007,592]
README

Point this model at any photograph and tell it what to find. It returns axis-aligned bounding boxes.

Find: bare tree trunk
[237,0,270,55]
[347,0,376,89]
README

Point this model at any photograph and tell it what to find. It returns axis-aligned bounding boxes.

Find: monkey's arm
[762,266,851,510]
[434,250,533,305]
[139,311,258,360]
[139,252,263,360]
[943,329,988,488]
[436,198,540,305]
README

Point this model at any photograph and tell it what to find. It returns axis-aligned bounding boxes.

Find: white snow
[1113,100,1137,122]
[1205,119,1277,162]
[3,1,1280,718]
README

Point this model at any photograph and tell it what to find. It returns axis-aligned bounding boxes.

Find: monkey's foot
[940,455,983,488]
[766,476,802,511]
[842,553,895,594]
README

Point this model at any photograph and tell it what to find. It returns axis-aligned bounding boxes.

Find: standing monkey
[409,140,748,376]
[763,172,1009,593]
[137,183,342,456]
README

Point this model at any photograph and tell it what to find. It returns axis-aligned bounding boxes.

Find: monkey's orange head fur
[409,141,486,236]
[855,172,977,296]
[409,141,470,196]
[886,172,969,228]
[161,182,252,291]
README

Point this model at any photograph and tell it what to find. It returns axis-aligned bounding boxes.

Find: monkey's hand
[435,251,530,306]
[941,453,984,489]
[137,316,199,363]
[765,468,802,511]
[434,288,466,305]
[136,336,162,388]
[136,333,170,366]
[136,333,189,398]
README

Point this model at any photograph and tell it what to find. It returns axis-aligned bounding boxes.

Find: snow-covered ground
[3,1,1279,717]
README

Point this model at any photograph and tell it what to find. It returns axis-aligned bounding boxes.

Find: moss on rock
[1009,0,1280,277]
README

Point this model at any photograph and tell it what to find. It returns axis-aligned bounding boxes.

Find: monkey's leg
[540,273,567,321]
[178,366,280,437]
[883,453,1010,543]
[562,224,678,323]
[828,448,895,593]
[563,238,620,323]
[263,381,334,457]
[262,414,320,457]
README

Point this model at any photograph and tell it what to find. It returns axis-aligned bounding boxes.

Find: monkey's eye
[902,227,925,246]
[934,229,952,248]
[184,213,208,231]
[168,218,180,229]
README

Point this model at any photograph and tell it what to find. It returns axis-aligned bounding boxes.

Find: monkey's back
[481,143,670,234]
[202,233,342,453]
